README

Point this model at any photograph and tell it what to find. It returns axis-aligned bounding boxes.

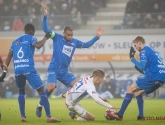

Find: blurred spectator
[11,4,19,16]
[143,14,155,29]
[4,77,18,98]
[2,21,11,31]
[152,3,161,13]
[79,0,92,25]
[123,14,133,29]
[155,15,165,28]
[125,0,138,14]
[12,17,24,31]
[132,14,144,28]
[20,0,29,16]
[99,75,116,98]
[69,6,81,29]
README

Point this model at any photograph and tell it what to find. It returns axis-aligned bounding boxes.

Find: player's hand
[129,46,136,59]
[96,26,103,37]
[45,32,51,39]
[135,66,143,74]
[41,4,47,15]
[1,63,8,72]
[110,106,120,110]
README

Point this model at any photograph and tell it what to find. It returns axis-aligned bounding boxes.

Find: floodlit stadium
[0,0,165,124]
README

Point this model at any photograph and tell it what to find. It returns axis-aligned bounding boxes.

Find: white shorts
[65,91,86,117]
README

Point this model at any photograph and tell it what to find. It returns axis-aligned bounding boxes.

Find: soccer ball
[104,109,116,120]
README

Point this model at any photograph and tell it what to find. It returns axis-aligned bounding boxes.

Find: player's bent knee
[126,86,133,93]
[47,84,56,92]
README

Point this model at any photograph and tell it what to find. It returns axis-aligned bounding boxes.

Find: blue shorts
[47,67,76,87]
[15,69,43,90]
[136,75,164,94]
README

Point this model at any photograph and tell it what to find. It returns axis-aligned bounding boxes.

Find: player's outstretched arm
[33,32,51,49]
[5,50,13,68]
[41,4,54,37]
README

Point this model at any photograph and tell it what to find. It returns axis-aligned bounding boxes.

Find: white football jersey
[66,76,112,109]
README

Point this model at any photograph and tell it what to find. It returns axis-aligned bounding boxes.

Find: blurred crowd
[0,0,107,31]
[123,0,165,29]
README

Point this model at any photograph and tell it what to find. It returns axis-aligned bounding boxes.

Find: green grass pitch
[0,98,165,125]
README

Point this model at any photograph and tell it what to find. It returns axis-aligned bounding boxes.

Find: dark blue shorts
[47,67,76,87]
[136,75,164,94]
[15,69,43,90]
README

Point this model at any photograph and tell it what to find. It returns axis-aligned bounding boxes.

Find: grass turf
[0,98,165,125]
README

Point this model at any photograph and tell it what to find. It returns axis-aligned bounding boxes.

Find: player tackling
[111,36,165,120]
[65,70,118,121]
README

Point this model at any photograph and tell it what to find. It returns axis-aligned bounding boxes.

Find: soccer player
[111,36,165,120]
[66,70,119,121]
[5,23,60,123]
[36,5,103,117]
[0,56,8,72]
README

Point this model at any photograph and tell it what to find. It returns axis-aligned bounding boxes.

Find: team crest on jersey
[62,45,73,57]
[15,41,20,45]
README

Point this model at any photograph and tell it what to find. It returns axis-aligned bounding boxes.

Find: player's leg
[117,83,139,120]
[68,103,94,121]
[26,70,60,122]
[59,69,78,117]
[59,69,77,98]
[134,90,145,120]
[15,74,26,122]
[36,70,57,117]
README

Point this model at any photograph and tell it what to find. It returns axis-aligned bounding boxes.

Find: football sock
[118,93,133,117]
[39,89,51,106]
[18,92,26,118]
[136,95,144,117]
[77,117,87,121]
[39,92,51,118]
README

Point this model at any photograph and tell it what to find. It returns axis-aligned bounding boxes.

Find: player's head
[63,26,73,42]
[133,36,145,52]
[92,70,105,85]
[24,23,35,36]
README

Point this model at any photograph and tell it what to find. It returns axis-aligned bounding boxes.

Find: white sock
[38,103,43,107]
[77,117,87,121]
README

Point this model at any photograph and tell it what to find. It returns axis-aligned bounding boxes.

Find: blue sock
[39,92,51,118]
[136,95,144,117]
[118,93,133,117]
[18,92,26,118]
[40,89,51,105]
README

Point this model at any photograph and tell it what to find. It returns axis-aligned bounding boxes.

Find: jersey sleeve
[31,36,38,45]
[75,36,99,48]
[42,15,55,39]
[140,49,147,62]
[86,86,112,109]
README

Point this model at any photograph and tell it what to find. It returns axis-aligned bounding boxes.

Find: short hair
[24,23,35,33]
[64,26,73,32]
[133,36,145,44]
[92,70,105,78]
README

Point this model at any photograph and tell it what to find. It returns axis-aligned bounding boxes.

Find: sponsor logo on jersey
[15,64,29,69]
[21,41,28,44]
[14,59,29,63]
[62,45,73,57]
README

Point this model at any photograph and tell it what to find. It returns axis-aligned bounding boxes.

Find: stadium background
[0,0,165,99]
